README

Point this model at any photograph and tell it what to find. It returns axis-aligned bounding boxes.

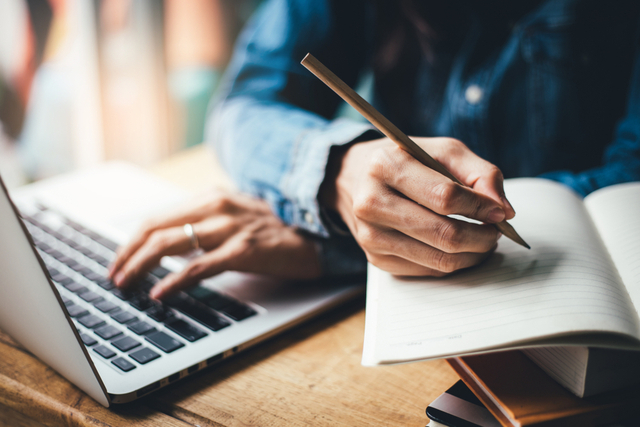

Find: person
[110,0,640,299]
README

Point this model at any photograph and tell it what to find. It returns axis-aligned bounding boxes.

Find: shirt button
[465,85,483,105]
[304,211,314,225]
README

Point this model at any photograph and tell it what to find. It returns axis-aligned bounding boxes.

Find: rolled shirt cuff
[278,118,376,237]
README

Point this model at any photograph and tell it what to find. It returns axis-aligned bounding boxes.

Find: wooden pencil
[301,53,530,250]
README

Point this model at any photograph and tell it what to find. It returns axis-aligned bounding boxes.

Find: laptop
[0,162,364,407]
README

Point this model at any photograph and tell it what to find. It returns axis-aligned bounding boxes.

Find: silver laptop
[0,162,364,406]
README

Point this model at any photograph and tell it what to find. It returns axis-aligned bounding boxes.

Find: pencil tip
[496,221,530,249]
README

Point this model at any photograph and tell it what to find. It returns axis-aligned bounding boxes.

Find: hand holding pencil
[303,53,528,276]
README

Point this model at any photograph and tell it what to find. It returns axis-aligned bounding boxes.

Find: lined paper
[363,179,640,365]
[585,182,640,309]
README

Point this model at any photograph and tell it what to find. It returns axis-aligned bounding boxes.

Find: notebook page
[362,178,640,365]
[585,182,640,309]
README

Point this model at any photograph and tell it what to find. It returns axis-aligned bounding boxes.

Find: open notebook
[362,178,640,368]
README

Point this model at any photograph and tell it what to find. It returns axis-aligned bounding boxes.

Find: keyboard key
[67,305,89,318]
[80,333,97,346]
[59,257,80,269]
[200,293,233,311]
[78,314,106,329]
[48,249,65,260]
[187,286,220,301]
[74,268,96,278]
[36,241,51,252]
[150,266,170,279]
[90,235,118,252]
[90,254,110,267]
[195,289,257,319]
[112,288,133,300]
[145,331,184,353]
[165,318,207,342]
[129,294,157,311]
[83,271,104,282]
[112,336,141,352]
[111,311,137,324]
[129,347,160,364]
[79,291,102,303]
[93,345,116,359]
[77,245,95,257]
[64,282,88,294]
[135,277,156,293]
[94,300,120,313]
[219,302,257,321]
[128,320,156,335]
[146,305,174,322]
[96,278,115,291]
[95,324,123,340]
[111,357,136,372]
[51,273,73,286]
[167,296,230,331]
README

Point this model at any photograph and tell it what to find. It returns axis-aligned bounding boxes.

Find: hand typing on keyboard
[108,189,322,300]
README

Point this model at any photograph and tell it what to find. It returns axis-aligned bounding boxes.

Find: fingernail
[487,207,505,223]
[496,232,503,242]
[501,196,515,215]
[114,271,125,287]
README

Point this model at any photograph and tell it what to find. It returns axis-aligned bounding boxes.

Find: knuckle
[147,230,170,249]
[447,138,466,152]
[355,226,382,251]
[431,250,460,274]
[486,164,503,180]
[183,261,208,281]
[439,138,465,156]
[352,193,379,221]
[432,181,462,213]
[368,146,399,181]
[139,218,159,236]
[207,193,233,212]
[434,221,463,253]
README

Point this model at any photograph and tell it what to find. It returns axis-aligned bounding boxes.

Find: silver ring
[183,223,200,250]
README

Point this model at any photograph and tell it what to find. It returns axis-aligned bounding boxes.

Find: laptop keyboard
[19,205,257,373]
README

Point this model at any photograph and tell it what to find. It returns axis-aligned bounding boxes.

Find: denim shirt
[207,0,640,276]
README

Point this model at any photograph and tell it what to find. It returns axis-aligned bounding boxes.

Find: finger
[109,227,155,278]
[367,253,445,276]
[150,250,231,299]
[114,226,193,288]
[192,215,242,250]
[110,190,243,277]
[363,228,496,275]
[356,194,500,254]
[367,149,506,224]
[419,138,515,219]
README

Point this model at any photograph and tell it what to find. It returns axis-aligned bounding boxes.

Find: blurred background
[0,0,261,189]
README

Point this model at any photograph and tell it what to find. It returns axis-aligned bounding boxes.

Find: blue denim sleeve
[206,0,372,275]
[541,41,640,196]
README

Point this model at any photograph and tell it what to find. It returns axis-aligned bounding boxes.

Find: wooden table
[0,146,458,426]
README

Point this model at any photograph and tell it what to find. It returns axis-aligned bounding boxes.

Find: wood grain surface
[0,146,458,426]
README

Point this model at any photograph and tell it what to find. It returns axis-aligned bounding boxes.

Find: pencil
[300,53,530,250]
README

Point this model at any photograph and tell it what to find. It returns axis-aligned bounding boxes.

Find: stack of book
[361,179,640,426]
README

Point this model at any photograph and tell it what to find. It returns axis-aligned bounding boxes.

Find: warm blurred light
[1,0,259,187]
